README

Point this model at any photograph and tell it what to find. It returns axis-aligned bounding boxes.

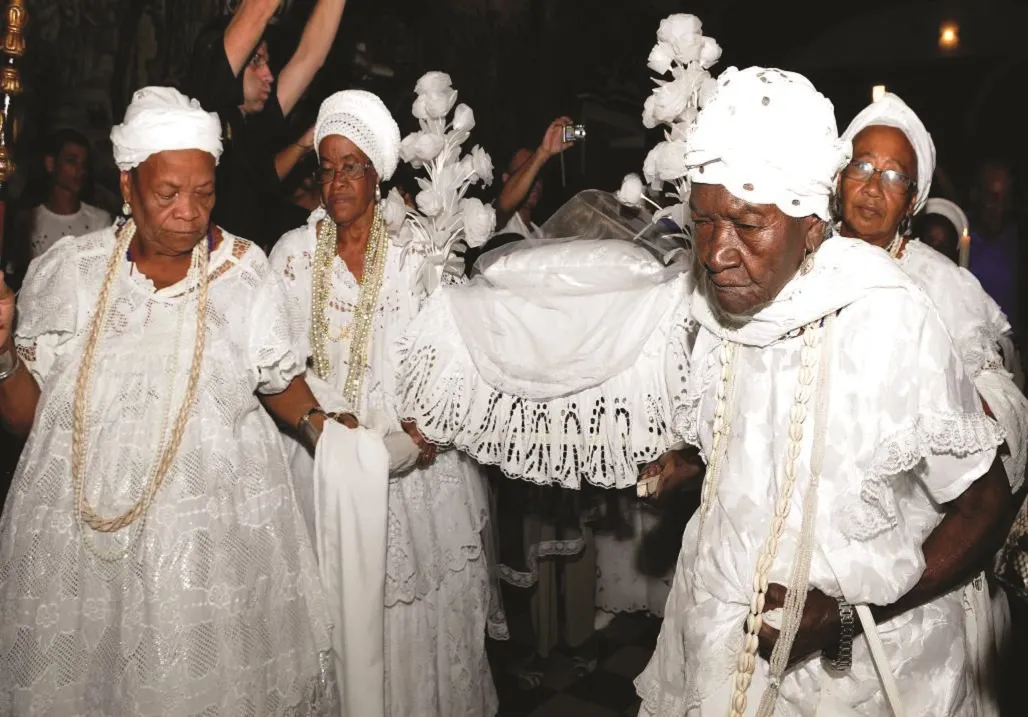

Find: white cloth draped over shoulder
[269,209,500,717]
[0,228,333,716]
[636,237,1005,716]
[396,236,696,489]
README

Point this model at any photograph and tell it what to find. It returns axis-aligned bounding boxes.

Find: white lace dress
[0,228,334,716]
[269,218,499,717]
[636,237,1005,716]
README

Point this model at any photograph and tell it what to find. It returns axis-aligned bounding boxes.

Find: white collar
[690,235,914,347]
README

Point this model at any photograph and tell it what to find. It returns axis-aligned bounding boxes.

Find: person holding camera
[495,116,576,237]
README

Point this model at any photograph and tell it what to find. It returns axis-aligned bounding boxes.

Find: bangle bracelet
[822,598,855,672]
[0,346,20,382]
[297,406,325,447]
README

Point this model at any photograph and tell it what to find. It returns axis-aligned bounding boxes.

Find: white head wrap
[314,90,401,181]
[923,197,968,237]
[111,86,223,171]
[841,92,936,213]
[684,66,850,221]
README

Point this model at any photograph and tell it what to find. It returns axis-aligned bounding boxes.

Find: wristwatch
[822,598,855,672]
[0,343,19,382]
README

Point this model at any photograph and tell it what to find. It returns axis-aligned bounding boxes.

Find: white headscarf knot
[684,66,851,221]
[842,92,936,213]
[111,86,223,171]
[314,90,402,181]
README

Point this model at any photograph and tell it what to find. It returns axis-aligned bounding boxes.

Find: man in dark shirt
[189,0,345,250]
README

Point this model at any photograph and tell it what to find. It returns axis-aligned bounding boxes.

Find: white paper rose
[412,132,445,162]
[642,94,659,129]
[470,145,494,187]
[415,71,453,95]
[460,197,496,248]
[452,103,476,132]
[615,173,644,207]
[699,37,722,68]
[399,132,423,167]
[394,220,417,248]
[698,75,718,108]
[656,14,702,64]
[416,90,457,120]
[381,187,408,232]
[651,78,691,125]
[653,140,689,181]
[416,188,445,217]
[647,42,675,75]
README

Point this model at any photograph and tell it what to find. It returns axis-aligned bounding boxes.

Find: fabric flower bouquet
[385,71,496,295]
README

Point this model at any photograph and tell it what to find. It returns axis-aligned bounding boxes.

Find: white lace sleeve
[842,302,1005,542]
[245,257,305,395]
[14,236,83,384]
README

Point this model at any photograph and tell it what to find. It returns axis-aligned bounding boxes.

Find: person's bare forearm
[496,150,549,229]
[275,142,312,180]
[277,0,347,116]
[867,457,1012,628]
[224,0,281,76]
[0,340,41,439]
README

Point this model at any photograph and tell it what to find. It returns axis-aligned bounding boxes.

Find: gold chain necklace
[309,203,389,410]
[71,219,211,556]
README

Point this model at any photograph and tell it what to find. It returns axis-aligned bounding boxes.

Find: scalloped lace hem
[396,295,693,490]
[841,409,1005,540]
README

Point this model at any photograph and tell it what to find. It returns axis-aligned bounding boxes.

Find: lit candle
[958,229,970,268]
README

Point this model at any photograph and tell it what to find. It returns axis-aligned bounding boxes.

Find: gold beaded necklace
[309,202,389,410]
[71,219,211,558]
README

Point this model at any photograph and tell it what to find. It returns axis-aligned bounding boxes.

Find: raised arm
[0,278,41,439]
[223,0,283,76]
[495,117,572,229]
[276,0,347,117]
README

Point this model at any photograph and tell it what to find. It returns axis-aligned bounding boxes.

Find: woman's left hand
[401,420,437,468]
[755,583,841,667]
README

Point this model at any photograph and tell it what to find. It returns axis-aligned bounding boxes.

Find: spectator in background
[494,116,575,237]
[24,129,111,260]
[969,159,1022,339]
[917,197,967,265]
[188,0,346,251]
[277,153,320,235]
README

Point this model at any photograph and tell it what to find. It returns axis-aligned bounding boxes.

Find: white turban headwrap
[314,90,401,181]
[923,197,968,237]
[684,66,850,221]
[111,86,223,171]
[842,92,936,213]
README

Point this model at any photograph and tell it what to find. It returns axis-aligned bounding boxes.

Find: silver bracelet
[297,406,326,449]
[823,598,855,672]
[0,345,20,382]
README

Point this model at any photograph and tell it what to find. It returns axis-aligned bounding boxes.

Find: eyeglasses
[315,162,373,184]
[842,160,915,194]
[249,52,268,70]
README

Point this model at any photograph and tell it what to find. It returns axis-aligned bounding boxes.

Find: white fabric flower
[616,174,644,207]
[393,220,417,248]
[643,141,688,186]
[656,14,702,65]
[651,78,691,125]
[470,145,494,187]
[452,103,476,132]
[412,132,445,162]
[698,75,718,108]
[381,187,408,231]
[399,132,423,168]
[647,42,675,75]
[642,94,659,129]
[699,37,722,68]
[460,197,496,248]
[413,90,458,121]
[416,188,445,217]
[415,71,453,95]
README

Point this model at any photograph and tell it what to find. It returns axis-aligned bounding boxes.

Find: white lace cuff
[842,409,1004,540]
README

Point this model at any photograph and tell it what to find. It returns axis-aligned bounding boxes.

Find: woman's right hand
[0,274,14,349]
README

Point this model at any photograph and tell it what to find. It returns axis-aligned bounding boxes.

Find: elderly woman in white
[634,67,1013,717]
[835,93,1028,716]
[269,90,498,717]
[0,88,333,715]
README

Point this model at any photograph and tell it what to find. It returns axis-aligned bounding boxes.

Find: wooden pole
[0,0,26,265]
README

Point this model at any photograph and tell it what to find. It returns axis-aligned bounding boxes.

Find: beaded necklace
[72,219,211,562]
[309,203,389,410]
